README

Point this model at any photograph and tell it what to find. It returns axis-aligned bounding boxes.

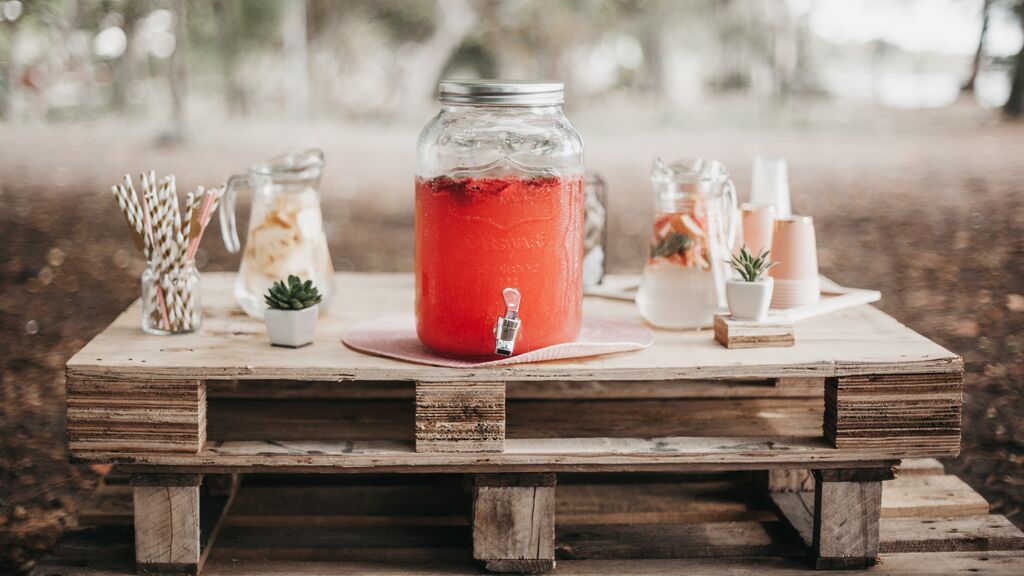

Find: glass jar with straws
[110,172,223,335]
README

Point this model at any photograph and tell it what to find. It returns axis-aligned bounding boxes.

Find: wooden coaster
[713,314,795,349]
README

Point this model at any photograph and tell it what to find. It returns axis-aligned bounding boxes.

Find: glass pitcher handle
[722,178,739,250]
[220,174,248,254]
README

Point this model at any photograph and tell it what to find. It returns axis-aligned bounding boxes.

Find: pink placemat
[342,315,653,367]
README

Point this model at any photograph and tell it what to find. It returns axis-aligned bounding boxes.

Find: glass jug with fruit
[636,158,737,329]
[220,149,334,319]
[416,80,584,358]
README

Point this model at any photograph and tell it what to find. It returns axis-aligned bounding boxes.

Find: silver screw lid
[439,79,564,106]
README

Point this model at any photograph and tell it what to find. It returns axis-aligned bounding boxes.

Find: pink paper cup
[740,203,776,256]
[769,215,818,282]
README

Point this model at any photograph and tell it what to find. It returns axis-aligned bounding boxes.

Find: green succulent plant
[730,246,777,283]
[265,275,322,310]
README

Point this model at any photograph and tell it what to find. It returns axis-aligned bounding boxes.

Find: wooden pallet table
[65,273,966,574]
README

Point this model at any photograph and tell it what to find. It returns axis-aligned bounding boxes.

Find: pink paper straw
[186,192,216,263]
[156,285,171,331]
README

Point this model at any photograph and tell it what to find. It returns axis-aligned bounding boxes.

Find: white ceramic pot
[726,277,774,322]
[264,305,319,348]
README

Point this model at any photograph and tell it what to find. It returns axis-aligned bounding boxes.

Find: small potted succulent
[727,246,777,322]
[264,275,322,347]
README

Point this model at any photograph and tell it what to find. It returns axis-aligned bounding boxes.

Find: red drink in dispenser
[416,175,584,357]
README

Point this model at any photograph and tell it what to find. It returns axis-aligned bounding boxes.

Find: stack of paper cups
[769,215,819,308]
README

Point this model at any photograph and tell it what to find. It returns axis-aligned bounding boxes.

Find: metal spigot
[494,288,522,357]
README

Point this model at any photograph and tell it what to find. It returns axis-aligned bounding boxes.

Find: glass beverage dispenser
[416,80,585,358]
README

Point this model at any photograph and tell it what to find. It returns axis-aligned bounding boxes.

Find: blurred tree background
[1,0,1022,131]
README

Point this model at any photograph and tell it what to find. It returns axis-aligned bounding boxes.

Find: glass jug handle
[220,174,248,254]
[722,178,739,250]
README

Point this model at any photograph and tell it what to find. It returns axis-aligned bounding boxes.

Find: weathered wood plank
[66,273,963,384]
[882,474,989,518]
[811,469,884,569]
[880,515,1024,553]
[557,479,774,525]
[557,521,800,560]
[415,381,505,453]
[473,473,556,573]
[102,436,916,474]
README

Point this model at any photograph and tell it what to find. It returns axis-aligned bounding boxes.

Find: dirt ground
[1,101,1023,573]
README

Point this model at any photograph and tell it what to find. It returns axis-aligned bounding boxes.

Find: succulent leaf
[265,276,323,310]
[729,246,776,282]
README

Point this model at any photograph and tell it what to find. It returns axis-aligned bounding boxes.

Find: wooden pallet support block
[132,473,203,575]
[823,372,962,457]
[811,467,894,570]
[415,381,505,453]
[714,314,796,348]
[473,473,556,573]
[67,375,206,456]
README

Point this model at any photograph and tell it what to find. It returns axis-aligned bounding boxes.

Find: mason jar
[141,263,201,335]
[416,80,585,358]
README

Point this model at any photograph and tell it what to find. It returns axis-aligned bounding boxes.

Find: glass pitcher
[220,149,334,319]
[636,158,737,329]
